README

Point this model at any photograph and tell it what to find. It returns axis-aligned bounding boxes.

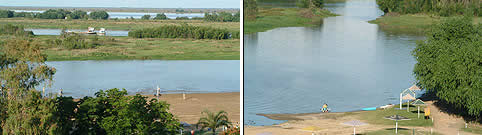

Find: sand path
[426,101,477,135]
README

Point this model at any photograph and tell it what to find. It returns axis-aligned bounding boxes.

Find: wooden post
[183,92,186,100]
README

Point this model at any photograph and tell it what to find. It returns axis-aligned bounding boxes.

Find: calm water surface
[244,0,425,125]
[38,60,240,98]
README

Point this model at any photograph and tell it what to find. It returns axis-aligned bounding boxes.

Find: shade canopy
[409,85,421,91]
[302,126,323,131]
[180,122,191,127]
[343,120,367,126]
[411,99,426,106]
[384,115,410,121]
[402,93,416,100]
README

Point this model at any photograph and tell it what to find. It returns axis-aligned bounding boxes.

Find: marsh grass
[244,8,337,34]
[30,35,239,61]
[368,14,481,35]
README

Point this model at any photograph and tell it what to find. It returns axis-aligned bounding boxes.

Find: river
[244,0,425,125]
[37,60,240,98]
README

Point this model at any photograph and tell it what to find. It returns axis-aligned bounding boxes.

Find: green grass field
[244,8,337,34]
[28,35,239,61]
[357,103,433,127]
[0,18,240,32]
[368,14,481,35]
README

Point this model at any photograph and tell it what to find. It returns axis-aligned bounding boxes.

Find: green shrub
[376,0,480,16]
[0,24,34,36]
[244,0,258,20]
[413,16,481,117]
[153,13,168,20]
[128,24,233,40]
[37,9,71,19]
[0,10,14,18]
[204,12,240,22]
[141,14,151,20]
[89,11,109,20]
[68,10,88,19]
[50,33,105,49]
[176,16,190,20]
[73,88,181,135]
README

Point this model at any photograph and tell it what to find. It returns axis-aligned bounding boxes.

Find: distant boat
[65,27,106,35]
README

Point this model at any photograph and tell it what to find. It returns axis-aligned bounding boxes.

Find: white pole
[418,106,420,118]
[353,127,356,135]
[396,121,398,134]
[183,92,186,100]
[407,100,410,112]
[400,93,402,109]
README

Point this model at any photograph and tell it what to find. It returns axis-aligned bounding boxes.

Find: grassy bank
[0,18,240,31]
[244,8,337,34]
[27,35,239,61]
[368,14,481,35]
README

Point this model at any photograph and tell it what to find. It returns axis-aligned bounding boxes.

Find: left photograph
[0,0,240,134]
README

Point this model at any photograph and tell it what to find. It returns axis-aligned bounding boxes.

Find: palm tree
[197,110,231,135]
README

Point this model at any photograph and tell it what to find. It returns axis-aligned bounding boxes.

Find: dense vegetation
[0,24,33,36]
[89,11,109,19]
[197,110,231,135]
[47,32,112,49]
[244,0,258,20]
[154,13,168,20]
[0,38,182,134]
[0,9,110,19]
[204,12,240,22]
[128,24,234,40]
[376,0,480,16]
[297,0,324,9]
[413,17,481,118]
[141,14,151,20]
[0,10,13,18]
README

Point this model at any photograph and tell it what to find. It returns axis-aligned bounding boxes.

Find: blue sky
[0,0,240,8]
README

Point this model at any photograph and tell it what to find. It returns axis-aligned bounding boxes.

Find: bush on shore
[128,24,234,40]
[376,0,480,16]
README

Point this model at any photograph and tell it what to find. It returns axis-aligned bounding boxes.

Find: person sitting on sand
[321,104,328,112]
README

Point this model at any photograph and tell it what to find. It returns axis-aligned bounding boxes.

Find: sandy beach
[146,92,240,125]
[245,101,481,135]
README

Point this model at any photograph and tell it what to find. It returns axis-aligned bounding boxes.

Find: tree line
[203,12,240,22]
[376,0,480,16]
[128,24,237,40]
[0,9,109,19]
[413,16,481,119]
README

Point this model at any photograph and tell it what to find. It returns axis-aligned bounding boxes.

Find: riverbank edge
[368,14,481,35]
[244,8,338,34]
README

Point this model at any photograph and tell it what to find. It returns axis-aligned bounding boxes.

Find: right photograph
[243,0,481,134]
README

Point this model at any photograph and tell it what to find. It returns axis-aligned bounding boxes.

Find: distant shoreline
[0,6,239,13]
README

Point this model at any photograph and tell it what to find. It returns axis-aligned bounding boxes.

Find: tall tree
[0,38,58,134]
[413,17,481,117]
